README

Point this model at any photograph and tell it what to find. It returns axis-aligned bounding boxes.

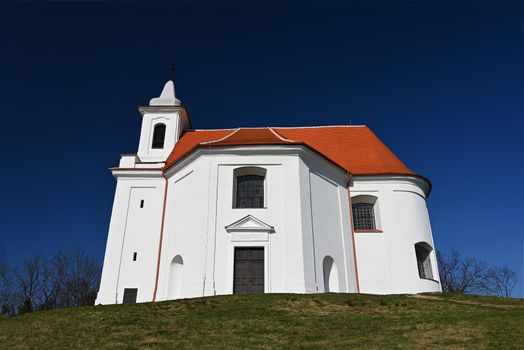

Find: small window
[133,252,137,261]
[152,124,166,149]
[352,203,375,230]
[140,200,144,208]
[415,243,434,280]
[233,167,266,208]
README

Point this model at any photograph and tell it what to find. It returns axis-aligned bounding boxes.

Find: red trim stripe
[152,170,169,302]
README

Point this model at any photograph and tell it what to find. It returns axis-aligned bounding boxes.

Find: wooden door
[233,247,264,294]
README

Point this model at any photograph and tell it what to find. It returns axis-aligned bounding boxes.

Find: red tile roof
[165,126,417,177]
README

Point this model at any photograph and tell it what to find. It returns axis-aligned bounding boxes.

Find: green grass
[0,293,522,349]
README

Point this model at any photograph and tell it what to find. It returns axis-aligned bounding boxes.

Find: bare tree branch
[483,266,518,298]
[437,249,459,292]
[56,249,101,307]
[0,263,15,315]
[13,255,44,313]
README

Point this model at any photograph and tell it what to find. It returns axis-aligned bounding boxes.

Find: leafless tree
[13,255,44,314]
[0,249,101,315]
[438,249,518,298]
[56,249,101,307]
[437,249,459,292]
[437,249,487,293]
[483,266,518,298]
[0,263,15,315]
[39,253,67,311]
[455,257,487,294]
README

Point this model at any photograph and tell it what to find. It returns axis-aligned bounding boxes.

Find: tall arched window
[415,242,434,280]
[152,124,166,149]
[233,167,266,208]
[351,195,380,231]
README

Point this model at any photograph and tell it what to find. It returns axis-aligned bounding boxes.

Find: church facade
[96,81,441,305]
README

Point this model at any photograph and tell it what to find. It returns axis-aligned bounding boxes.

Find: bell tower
[136,80,191,162]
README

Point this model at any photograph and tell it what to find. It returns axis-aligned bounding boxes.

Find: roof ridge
[273,125,366,129]
[193,125,367,132]
[268,128,296,143]
[193,128,236,131]
[200,128,240,145]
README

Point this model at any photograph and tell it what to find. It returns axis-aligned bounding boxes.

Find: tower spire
[149,76,181,106]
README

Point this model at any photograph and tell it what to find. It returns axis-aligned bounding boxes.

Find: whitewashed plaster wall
[97,148,440,305]
[351,176,441,294]
[154,146,359,301]
[156,150,303,300]
[96,173,165,304]
[298,157,358,294]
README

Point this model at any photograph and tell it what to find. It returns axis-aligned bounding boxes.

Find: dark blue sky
[1,1,522,296]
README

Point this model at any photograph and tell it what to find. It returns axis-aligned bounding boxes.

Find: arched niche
[323,256,339,292]
[167,255,184,299]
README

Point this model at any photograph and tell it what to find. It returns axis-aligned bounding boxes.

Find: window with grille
[415,243,434,280]
[152,124,166,149]
[352,203,376,230]
[236,175,264,208]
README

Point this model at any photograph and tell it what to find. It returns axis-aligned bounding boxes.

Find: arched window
[152,124,166,149]
[233,167,266,208]
[351,195,380,231]
[415,243,434,280]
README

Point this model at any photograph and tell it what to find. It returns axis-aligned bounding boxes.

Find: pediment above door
[225,215,275,233]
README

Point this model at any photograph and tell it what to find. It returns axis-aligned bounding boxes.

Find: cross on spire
[169,61,175,82]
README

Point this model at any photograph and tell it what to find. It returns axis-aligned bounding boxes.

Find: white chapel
[96,80,441,305]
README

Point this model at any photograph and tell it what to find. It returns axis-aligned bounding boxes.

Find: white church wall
[208,155,288,296]
[336,185,358,293]
[98,144,439,304]
[352,176,441,294]
[297,158,317,293]
[300,156,357,294]
[391,189,440,293]
[154,146,362,301]
[156,161,210,300]
[155,148,340,301]
[96,174,166,304]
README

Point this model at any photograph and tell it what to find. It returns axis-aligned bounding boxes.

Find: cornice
[138,105,188,116]
[110,168,163,179]
[352,174,431,197]
[138,105,192,128]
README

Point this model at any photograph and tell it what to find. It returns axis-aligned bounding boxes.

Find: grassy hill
[0,293,522,349]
